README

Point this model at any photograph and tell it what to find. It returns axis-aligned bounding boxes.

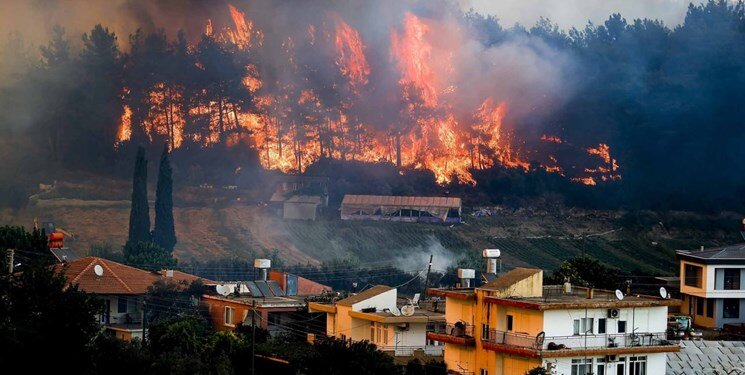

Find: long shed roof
[341,195,461,208]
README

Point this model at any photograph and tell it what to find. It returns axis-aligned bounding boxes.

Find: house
[56,257,213,341]
[308,285,446,363]
[677,244,745,328]
[282,195,322,220]
[427,267,680,375]
[202,274,331,337]
[340,195,462,223]
[268,175,329,221]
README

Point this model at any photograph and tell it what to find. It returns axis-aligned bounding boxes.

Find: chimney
[458,268,475,288]
[482,249,501,275]
[254,259,271,281]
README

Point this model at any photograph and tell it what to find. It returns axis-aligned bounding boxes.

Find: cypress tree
[153,144,176,252]
[127,146,150,247]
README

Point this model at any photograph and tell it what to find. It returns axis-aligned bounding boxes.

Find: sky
[460,0,696,29]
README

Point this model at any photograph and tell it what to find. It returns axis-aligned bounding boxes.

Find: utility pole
[7,249,14,274]
[423,254,433,299]
[142,300,148,345]
[251,299,256,375]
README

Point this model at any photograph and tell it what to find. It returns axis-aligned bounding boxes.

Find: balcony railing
[378,345,444,356]
[483,329,674,354]
[434,323,474,338]
[426,323,476,346]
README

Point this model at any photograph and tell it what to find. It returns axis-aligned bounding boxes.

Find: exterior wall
[100,295,143,325]
[350,288,397,311]
[680,260,708,297]
[542,306,667,338]
[544,352,666,375]
[445,297,475,326]
[444,343,476,374]
[682,294,718,328]
[716,298,745,327]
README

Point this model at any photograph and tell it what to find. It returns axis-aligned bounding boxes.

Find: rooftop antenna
[94,264,104,277]
[659,287,668,299]
[615,289,625,301]
[216,284,231,297]
[389,305,402,317]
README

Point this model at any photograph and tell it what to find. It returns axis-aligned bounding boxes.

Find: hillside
[2,180,741,275]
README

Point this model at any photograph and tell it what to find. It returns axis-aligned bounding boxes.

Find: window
[724,299,740,319]
[383,325,388,344]
[482,323,490,340]
[507,314,514,331]
[616,358,626,375]
[571,358,592,375]
[618,320,627,333]
[480,369,488,375]
[696,297,704,316]
[224,307,235,326]
[707,299,714,318]
[596,357,606,375]
[724,269,741,290]
[573,318,594,335]
[630,356,647,375]
[117,296,128,314]
[371,323,375,341]
[684,264,703,287]
[598,318,607,334]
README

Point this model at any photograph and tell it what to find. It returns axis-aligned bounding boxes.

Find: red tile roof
[55,257,214,295]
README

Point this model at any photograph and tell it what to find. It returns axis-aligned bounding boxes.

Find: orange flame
[391,13,438,107]
[333,14,370,89]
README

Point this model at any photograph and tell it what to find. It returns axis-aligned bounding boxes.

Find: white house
[308,285,445,362]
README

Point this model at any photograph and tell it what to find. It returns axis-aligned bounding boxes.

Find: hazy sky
[461,0,696,29]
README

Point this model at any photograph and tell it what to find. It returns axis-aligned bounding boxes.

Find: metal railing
[378,345,444,356]
[483,330,673,352]
[427,322,474,338]
[485,329,541,349]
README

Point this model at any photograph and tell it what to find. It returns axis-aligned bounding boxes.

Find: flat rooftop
[430,285,680,310]
[202,294,308,309]
[486,286,680,310]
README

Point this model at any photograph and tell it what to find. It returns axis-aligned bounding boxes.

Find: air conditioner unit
[607,308,620,319]
[605,354,617,362]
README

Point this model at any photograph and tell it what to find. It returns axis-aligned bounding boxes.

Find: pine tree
[153,144,176,252]
[127,146,150,247]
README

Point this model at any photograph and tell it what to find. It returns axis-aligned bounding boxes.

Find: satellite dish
[660,287,668,299]
[401,305,415,316]
[615,289,625,301]
[216,285,231,296]
[94,265,104,277]
[389,306,402,316]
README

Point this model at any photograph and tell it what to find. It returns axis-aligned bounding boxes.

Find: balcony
[426,322,476,346]
[482,329,679,358]
[378,345,444,357]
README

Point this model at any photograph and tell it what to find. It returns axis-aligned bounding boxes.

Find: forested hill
[1,1,745,213]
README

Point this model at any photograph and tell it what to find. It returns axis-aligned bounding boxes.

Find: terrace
[481,329,679,358]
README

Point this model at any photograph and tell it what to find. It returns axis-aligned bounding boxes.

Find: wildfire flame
[333,13,370,89]
[115,3,622,187]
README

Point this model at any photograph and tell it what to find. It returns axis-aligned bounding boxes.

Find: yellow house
[677,245,745,328]
[308,285,446,362]
[428,267,680,375]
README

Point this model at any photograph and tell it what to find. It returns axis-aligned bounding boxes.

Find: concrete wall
[542,306,668,338]
[544,352,665,375]
[101,295,143,325]
[351,288,397,312]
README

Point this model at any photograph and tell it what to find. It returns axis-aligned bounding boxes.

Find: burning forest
[106,1,619,186]
[2,0,745,211]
